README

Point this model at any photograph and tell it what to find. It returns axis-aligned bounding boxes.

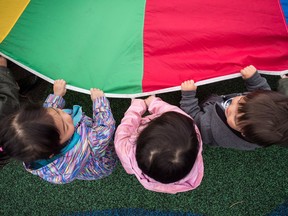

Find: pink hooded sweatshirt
[114,97,204,194]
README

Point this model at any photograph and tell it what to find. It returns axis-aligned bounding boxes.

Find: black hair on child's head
[0,103,62,163]
[238,90,288,147]
[136,111,199,184]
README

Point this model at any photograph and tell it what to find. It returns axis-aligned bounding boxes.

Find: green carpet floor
[1,75,288,216]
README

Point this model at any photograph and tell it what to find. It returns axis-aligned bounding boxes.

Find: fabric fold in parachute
[0,0,288,98]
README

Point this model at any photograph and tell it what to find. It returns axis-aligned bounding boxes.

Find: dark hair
[136,111,199,184]
[237,90,288,147]
[0,104,62,163]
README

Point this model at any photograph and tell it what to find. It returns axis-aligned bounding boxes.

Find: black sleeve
[0,66,20,119]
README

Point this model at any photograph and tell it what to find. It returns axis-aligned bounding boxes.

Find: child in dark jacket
[180,65,288,150]
[0,56,20,167]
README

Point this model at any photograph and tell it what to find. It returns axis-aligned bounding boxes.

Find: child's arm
[241,65,271,91]
[180,80,202,119]
[43,79,66,109]
[114,99,147,173]
[90,88,116,155]
[146,95,186,115]
[277,75,288,96]
[180,80,216,145]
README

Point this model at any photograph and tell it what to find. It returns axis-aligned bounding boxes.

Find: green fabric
[0,0,145,94]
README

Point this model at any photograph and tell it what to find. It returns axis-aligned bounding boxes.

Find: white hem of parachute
[2,52,288,98]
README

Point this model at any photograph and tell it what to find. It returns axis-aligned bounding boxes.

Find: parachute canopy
[0,0,288,97]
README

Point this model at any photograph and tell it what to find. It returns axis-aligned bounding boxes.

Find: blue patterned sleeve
[90,96,116,155]
[43,94,66,109]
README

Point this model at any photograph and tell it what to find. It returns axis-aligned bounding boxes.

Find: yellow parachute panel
[0,0,30,43]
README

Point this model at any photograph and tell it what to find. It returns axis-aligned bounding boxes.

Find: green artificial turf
[1,75,287,216]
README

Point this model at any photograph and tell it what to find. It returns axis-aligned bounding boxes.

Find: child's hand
[241,65,257,80]
[90,88,104,100]
[181,80,197,91]
[53,79,67,96]
[0,56,7,67]
[145,95,156,107]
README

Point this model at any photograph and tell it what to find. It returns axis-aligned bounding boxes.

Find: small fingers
[241,65,257,79]
[90,88,104,100]
[54,79,66,85]
[53,79,66,96]
[90,88,103,93]
[241,65,256,72]
[181,80,197,91]
[181,80,195,86]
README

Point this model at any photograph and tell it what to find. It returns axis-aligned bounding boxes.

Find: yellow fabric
[0,0,30,43]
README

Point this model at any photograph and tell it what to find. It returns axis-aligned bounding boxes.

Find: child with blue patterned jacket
[0,80,116,183]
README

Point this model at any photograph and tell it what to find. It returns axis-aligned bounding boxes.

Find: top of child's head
[237,90,288,147]
[136,111,199,184]
[0,103,62,163]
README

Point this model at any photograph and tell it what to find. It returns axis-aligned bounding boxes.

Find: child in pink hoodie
[114,96,204,194]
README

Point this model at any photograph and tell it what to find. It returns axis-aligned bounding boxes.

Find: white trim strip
[1,52,287,98]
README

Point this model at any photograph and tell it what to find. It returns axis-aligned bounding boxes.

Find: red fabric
[143,0,288,92]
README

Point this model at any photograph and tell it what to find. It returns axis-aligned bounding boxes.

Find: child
[114,96,203,194]
[0,79,116,183]
[180,65,288,150]
[0,56,20,167]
